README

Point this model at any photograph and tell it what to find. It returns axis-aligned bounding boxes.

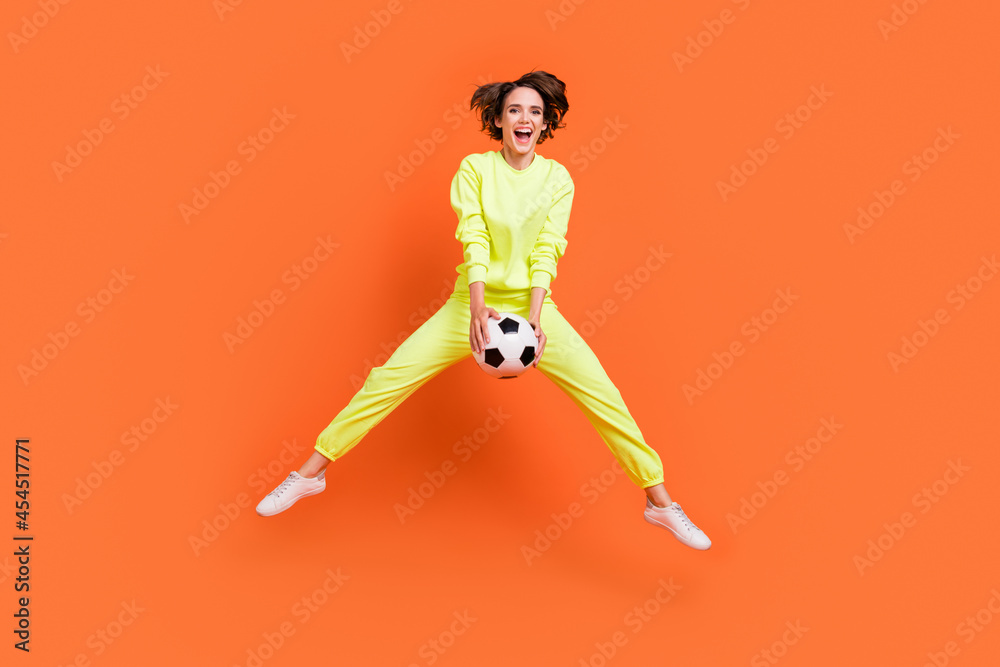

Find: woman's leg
[644,483,673,508]
[310,293,473,469]
[298,450,333,478]
[530,301,667,490]
[256,292,472,516]
[528,299,710,549]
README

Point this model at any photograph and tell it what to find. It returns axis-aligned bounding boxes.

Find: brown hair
[469,70,568,144]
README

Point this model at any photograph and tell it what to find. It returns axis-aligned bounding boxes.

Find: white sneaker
[644,498,712,550]
[256,471,326,517]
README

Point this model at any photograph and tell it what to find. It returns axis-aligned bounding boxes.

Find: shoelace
[669,504,699,532]
[268,474,297,497]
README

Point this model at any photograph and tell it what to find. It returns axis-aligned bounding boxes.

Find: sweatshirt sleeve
[450,156,491,286]
[529,171,574,294]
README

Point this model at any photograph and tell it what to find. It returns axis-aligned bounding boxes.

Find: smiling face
[494,86,548,158]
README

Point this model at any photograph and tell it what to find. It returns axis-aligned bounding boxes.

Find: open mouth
[514,127,532,144]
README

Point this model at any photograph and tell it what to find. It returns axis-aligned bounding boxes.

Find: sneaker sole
[643,512,711,550]
[256,485,326,517]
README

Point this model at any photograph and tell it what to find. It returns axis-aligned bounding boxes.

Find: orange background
[4,0,999,665]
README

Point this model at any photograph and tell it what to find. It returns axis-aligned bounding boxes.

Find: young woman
[256,70,711,550]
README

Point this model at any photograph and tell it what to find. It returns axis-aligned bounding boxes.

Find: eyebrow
[506,103,543,110]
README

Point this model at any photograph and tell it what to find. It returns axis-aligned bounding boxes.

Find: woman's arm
[528,286,547,366]
[469,280,500,354]
[453,156,503,355]
[470,280,486,311]
[528,176,574,294]
[451,157,491,286]
[528,286,545,321]
[525,171,573,366]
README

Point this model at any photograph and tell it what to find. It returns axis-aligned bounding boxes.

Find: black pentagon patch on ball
[498,317,519,334]
[484,348,505,368]
[519,346,535,366]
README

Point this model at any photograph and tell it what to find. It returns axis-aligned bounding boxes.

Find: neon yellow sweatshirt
[450,150,575,295]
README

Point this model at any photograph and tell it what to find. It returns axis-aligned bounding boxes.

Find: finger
[476,320,490,352]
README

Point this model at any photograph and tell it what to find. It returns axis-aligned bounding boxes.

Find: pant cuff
[314,443,337,462]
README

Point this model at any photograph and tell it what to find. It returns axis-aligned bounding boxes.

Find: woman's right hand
[470,305,501,354]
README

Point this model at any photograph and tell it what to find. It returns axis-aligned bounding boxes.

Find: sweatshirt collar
[495,149,541,174]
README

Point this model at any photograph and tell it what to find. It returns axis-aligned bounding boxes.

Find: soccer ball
[472,312,537,379]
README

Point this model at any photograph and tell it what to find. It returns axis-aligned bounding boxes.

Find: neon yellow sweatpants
[314,281,665,489]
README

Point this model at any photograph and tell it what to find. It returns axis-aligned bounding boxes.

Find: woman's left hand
[528,316,545,367]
